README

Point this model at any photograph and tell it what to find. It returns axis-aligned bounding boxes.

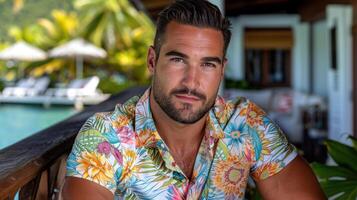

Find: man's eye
[171,57,184,63]
[202,62,216,68]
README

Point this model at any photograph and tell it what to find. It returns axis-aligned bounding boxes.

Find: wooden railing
[0,87,146,200]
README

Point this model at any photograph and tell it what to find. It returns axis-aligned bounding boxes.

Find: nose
[182,64,200,89]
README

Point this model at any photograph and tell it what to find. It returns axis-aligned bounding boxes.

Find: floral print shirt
[66,88,297,199]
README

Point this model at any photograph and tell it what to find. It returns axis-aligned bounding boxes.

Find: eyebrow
[165,50,222,64]
[202,57,222,64]
[165,51,188,59]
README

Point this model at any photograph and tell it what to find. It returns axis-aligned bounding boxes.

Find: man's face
[148,21,226,124]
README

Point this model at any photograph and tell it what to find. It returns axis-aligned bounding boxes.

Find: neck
[149,90,207,152]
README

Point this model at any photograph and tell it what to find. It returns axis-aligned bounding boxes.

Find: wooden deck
[0,86,146,200]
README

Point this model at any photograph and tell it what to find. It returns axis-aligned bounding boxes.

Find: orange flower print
[214,97,234,124]
[245,103,265,127]
[135,129,159,148]
[76,152,114,186]
[120,149,137,182]
[213,156,249,198]
[252,162,282,180]
[124,104,136,119]
[113,115,131,128]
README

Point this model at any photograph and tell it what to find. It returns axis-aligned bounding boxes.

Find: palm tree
[37,9,79,48]
[4,10,80,79]
[7,24,45,47]
[30,10,79,78]
[74,0,155,83]
[5,0,155,89]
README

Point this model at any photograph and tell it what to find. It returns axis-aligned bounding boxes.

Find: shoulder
[66,95,141,188]
[79,95,139,132]
[219,96,295,163]
[74,95,141,152]
[214,95,262,126]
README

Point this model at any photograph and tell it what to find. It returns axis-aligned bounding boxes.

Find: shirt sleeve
[244,100,298,181]
[66,113,122,193]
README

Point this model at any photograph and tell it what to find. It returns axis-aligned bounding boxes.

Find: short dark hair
[153,0,231,57]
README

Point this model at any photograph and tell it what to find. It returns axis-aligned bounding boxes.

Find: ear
[147,46,156,75]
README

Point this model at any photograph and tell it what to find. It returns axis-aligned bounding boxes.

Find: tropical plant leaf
[349,135,357,151]
[320,180,357,198]
[82,11,105,40]
[37,18,57,38]
[346,188,357,200]
[325,139,357,171]
[311,137,357,200]
[76,129,105,151]
[311,162,357,180]
[335,187,357,200]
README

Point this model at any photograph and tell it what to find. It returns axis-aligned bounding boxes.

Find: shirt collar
[134,88,225,149]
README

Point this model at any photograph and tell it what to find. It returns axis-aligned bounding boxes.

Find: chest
[116,141,252,200]
[170,147,199,180]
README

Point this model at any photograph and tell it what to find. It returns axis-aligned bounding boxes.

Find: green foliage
[0,0,154,89]
[311,136,357,200]
[98,77,137,94]
[0,0,74,42]
[8,24,45,46]
[0,79,4,91]
[74,0,155,83]
[225,79,260,90]
[37,9,79,48]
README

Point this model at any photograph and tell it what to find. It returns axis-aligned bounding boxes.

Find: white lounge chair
[26,77,50,96]
[46,76,100,99]
[2,77,36,97]
[66,76,100,99]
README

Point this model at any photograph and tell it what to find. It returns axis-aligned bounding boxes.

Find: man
[63,0,326,199]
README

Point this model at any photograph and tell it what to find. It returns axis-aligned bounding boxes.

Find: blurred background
[1,0,355,162]
[0,0,356,159]
[0,0,155,149]
[1,0,357,199]
[0,0,356,164]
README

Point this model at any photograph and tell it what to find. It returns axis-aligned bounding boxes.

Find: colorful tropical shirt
[66,88,297,200]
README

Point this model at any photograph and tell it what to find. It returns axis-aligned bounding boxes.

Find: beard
[152,77,217,124]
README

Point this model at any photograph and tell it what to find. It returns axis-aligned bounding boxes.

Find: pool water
[0,104,77,150]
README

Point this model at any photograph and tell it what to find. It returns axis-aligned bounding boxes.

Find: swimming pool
[0,104,77,150]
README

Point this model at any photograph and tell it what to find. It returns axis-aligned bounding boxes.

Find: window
[244,28,292,87]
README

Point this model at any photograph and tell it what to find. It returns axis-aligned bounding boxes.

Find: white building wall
[225,6,353,144]
[312,20,329,98]
[326,5,353,144]
[226,17,244,80]
[292,23,310,93]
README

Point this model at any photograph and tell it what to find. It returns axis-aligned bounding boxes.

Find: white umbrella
[0,41,47,78]
[0,41,47,61]
[48,38,107,79]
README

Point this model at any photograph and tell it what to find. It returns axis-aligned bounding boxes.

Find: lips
[175,94,201,102]
[170,87,206,102]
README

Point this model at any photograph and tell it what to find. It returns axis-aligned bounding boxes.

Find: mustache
[171,87,206,100]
